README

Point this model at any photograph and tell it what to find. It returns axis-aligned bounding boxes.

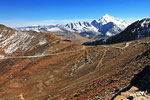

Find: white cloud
[0,19,93,28]
[1,16,149,28]
[120,17,150,25]
[123,18,139,24]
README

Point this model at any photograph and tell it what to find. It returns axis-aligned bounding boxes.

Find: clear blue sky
[0,0,150,27]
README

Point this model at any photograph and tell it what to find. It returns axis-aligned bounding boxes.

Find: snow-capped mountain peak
[99,14,128,28]
[100,14,115,22]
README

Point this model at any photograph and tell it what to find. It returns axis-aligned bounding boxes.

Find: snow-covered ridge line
[15,14,128,39]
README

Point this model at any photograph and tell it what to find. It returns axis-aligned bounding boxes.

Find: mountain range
[15,14,128,40]
[83,18,150,45]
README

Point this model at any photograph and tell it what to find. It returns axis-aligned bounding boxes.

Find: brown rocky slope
[0,24,150,100]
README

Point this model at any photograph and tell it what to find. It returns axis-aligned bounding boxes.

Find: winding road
[0,40,150,60]
[0,46,86,60]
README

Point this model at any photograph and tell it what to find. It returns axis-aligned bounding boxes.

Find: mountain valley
[0,20,150,100]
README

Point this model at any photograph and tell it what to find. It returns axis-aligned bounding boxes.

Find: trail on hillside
[0,46,86,60]
[96,49,107,68]
[0,40,150,60]
[102,42,131,49]
[102,40,150,50]
[95,40,150,68]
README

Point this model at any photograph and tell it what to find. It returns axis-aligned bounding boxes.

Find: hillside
[106,18,150,44]
[0,24,150,100]
[49,31,93,44]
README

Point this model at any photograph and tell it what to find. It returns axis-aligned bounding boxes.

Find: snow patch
[0,55,4,58]
[106,32,113,37]
[4,40,20,54]
[38,40,47,45]
[0,31,35,54]
[47,27,62,32]
[0,34,3,38]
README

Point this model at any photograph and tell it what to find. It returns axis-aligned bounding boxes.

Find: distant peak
[97,14,128,27]
[98,14,115,23]
[101,14,114,19]
[104,14,110,17]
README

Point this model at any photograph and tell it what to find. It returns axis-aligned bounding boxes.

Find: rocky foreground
[115,86,150,100]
